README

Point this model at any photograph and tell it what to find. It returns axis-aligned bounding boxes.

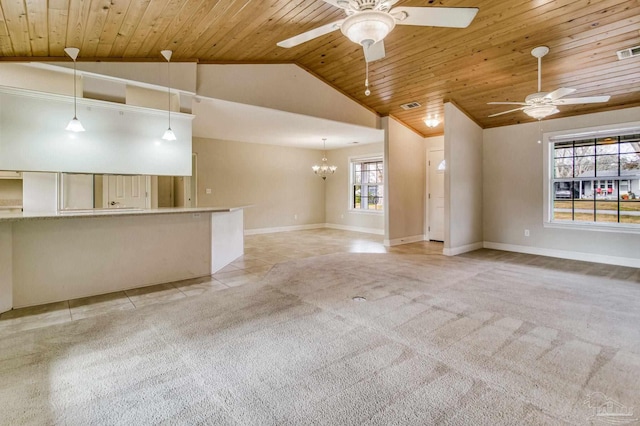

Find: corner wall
[383,117,426,245]
[483,106,640,266]
[193,137,325,232]
[325,143,385,234]
[444,102,483,255]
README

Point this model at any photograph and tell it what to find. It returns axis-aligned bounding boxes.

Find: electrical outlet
[341,214,344,219]
[524,229,530,237]
[294,214,298,220]
[193,213,201,218]
[205,188,212,194]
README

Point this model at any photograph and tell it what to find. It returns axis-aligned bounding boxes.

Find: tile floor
[0,229,444,334]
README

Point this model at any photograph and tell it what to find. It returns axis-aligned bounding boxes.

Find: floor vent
[352,296,367,302]
[400,101,421,110]
[616,46,640,60]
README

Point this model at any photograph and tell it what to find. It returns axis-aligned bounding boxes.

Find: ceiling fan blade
[488,107,526,118]
[544,87,576,101]
[320,0,349,9]
[553,96,611,105]
[392,7,479,28]
[364,40,385,63]
[277,20,344,48]
[487,101,529,106]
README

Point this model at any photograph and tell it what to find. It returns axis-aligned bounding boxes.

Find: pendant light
[312,138,337,180]
[64,47,85,132]
[161,49,176,141]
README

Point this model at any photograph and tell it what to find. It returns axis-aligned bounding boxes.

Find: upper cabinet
[0,171,22,179]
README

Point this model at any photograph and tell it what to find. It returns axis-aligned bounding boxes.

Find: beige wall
[193,137,325,231]
[483,106,640,264]
[444,103,484,254]
[196,64,379,129]
[384,117,426,244]
[325,143,385,233]
[0,63,80,96]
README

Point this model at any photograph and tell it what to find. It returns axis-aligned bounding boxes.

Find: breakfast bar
[0,207,245,313]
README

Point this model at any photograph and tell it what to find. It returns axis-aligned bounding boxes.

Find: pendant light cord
[364,61,370,96]
[167,60,171,129]
[73,60,77,118]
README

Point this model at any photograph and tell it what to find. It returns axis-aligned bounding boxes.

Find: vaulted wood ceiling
[0,0,638,136]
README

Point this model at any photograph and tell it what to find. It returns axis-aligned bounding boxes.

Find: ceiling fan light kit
[341,11,395,45]
[488,45,611,121]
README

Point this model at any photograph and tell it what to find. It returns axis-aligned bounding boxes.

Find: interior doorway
[427,149,445,242]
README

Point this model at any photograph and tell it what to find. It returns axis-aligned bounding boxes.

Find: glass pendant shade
[341,11,395,45]
[66,117,85,132]
[162,128,177,141]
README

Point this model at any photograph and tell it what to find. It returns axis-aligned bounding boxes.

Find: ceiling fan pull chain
[364,61,371,96]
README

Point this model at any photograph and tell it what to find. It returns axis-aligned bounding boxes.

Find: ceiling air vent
[616,46,640,60]
[400,101,421,110]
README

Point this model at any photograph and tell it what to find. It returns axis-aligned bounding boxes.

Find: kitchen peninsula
[0,207,245,313]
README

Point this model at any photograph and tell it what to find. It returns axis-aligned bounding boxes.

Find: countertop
[0,206,247,222]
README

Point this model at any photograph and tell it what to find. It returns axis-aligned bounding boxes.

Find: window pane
[596,137,618,154]
[355,170,362,183]
[353,185,361,209]
[574,140,595,156]
[554,158,573,178]
[554,182,578,200]
[596,154,618,177]
[620,154,640,176]
[573,200,594,222]
[620,200,640,224]
[553,198,573,221]
[574,155,595,177]
[596,198,618,223]
[554,142,573,158]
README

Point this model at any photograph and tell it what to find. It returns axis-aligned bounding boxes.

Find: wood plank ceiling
[0,0,638,136]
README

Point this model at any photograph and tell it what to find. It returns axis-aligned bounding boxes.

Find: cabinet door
[0,171,22,179]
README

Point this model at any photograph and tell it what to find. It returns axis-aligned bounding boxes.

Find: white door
[104,175,149,209]
[428,150,445,241]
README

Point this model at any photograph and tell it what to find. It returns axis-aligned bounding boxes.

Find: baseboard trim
[443,242,483,256]
[383,234,425,247]
[324,223,385,235]
[244,223,325,235]
[483,241,640,268]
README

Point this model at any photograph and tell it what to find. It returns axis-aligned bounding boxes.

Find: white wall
[193,137,325,231]
[325,143,385,234]
[444,102,484,255]
[483,106,640,266]
[197,64,379,129]
[384,117,426,245]
[0,87,193,176]
[0,63,80,96]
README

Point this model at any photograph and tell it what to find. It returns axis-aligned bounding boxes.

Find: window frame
[544,122,640,234]
[348,154,384,214]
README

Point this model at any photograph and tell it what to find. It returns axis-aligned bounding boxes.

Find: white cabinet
[0,171,22,179]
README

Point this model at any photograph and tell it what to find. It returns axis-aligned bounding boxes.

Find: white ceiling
[192,97,384,150]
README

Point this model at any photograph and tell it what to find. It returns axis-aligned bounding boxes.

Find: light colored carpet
[1,251,639,425]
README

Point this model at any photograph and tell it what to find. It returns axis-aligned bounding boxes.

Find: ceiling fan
[277,0,479,65]
[488,46,611,120]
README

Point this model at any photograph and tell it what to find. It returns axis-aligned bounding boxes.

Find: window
[550,132,640,227]
[351,157,383,211]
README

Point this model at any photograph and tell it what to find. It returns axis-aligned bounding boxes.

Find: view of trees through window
[552,133,640,225]
[352,158,383,211]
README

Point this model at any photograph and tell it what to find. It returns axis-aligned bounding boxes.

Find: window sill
[348,209,384,215]
[544,221,640,235]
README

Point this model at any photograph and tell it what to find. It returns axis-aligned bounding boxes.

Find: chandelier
[312,138,337,180]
